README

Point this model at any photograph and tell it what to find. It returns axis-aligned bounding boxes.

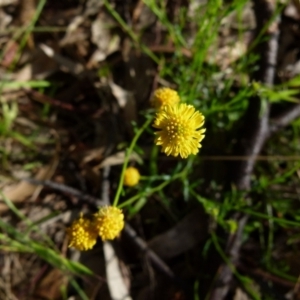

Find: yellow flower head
[124,167,140,187]
[66,214,98,251]
[94,206,124,241]
[153,103,205,158]
[151,87,180,109]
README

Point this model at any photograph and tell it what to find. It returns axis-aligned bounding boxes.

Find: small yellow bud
[151,87,180,109]
[123,167,140,187]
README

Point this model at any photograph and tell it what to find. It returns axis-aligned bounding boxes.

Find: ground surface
[1,0,300,299]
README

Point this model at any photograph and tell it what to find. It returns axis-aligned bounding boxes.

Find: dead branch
[209,1,280,299]
[26,177,182,288]
[24,178,106,207]
[270,103,300,133]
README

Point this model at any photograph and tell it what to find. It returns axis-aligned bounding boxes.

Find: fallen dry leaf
[0,164,58,213]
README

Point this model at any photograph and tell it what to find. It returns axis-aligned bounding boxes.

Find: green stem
[239,208,300,228]
[210,232,260,300]
[104,0,159,64]
[113,117,153,207]
[12,0,47,69]
[119,171,185,209]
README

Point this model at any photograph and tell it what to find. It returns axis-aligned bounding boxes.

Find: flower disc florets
[67,215,98,251]
[151,87,180,109]
[124,167,140,187]
[94,206,124,241]
[153,103,205,158]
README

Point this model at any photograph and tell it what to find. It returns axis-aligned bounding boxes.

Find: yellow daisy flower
[94,206,124,241]
[124,167,140,187]
[151,87,180,109]
[66,214,98,251]
[153,103,205,158]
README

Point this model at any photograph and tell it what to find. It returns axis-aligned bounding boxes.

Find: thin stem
[119,171,185,209]
[104,0,159,64]
[210,232,260,300]
[12,0,47,69]
[113,117,153,207]
[0,26,68,34]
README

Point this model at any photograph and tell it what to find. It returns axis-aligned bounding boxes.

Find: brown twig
[100,166,111,206]
[209,1,281,299]
[237,262,295,288]
[123,224,176,281]
[24,178,106,207]
[270,103,300,134]
[24,89,76,111]
[231,0,280,191]
[201,155,300,161]
[26,177,180,286]
[100,169,184,287]
[209,214,248,300]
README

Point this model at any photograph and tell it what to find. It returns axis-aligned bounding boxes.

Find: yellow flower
[123,167,140,187]
[66,214,98,251]
[153,103,205,158]
[94,206,124,241]
[151,87,180,109]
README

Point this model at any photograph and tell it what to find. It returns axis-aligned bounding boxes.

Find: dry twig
[26,178,181,287]
[209,0,281,298]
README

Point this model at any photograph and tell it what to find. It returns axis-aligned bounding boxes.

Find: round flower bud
[67,214,98,251]
[94,206,124,241]
[151,87,180,109]
[123,167,140,187]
